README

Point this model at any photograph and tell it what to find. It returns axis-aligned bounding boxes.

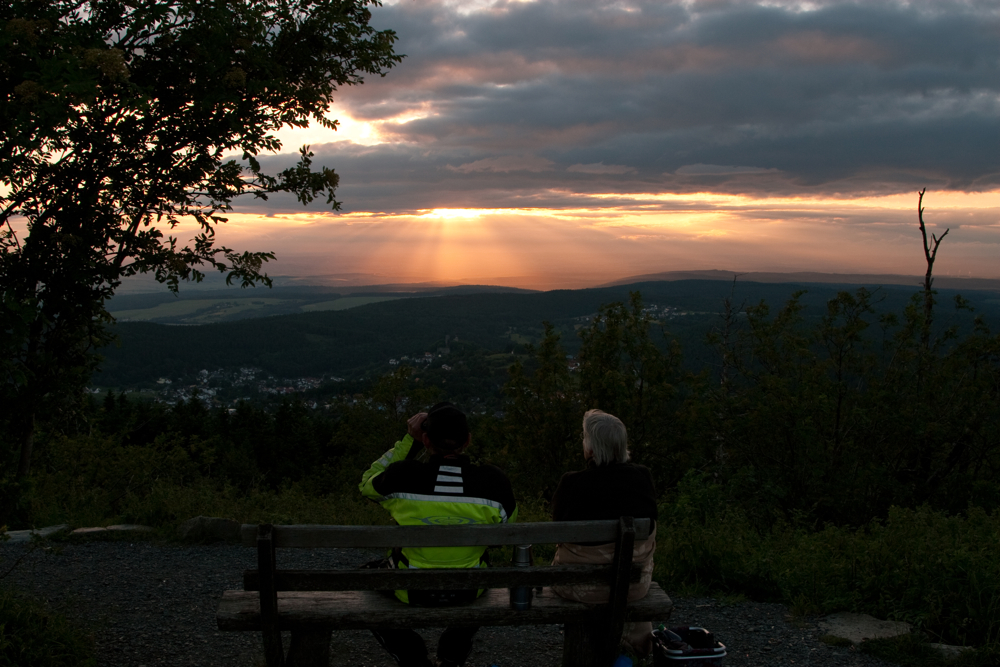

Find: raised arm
[359,413,428,500]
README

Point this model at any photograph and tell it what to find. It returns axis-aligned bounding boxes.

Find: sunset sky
[217,0,1000,290]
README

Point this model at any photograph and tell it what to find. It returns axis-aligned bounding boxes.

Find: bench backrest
[244,518,652,667]
[248,518,647,667]
[239,518,652,549]
[242,518,652,594]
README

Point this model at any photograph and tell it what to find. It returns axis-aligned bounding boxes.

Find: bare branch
[917,189,950,349]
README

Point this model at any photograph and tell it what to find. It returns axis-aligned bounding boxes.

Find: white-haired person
[550,409,665,658]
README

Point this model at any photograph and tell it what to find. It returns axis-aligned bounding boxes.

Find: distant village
[90,305,690,410]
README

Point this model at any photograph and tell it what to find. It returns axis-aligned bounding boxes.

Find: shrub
[773,506,1000,648]
[0,587,95,667]
[655,496,1000,649]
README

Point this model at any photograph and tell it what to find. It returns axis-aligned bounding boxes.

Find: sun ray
[196,188,1000,289]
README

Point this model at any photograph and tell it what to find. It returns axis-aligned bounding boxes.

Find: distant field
[111,295,404,324]
[301,296,403,312]
[111,298,288,322]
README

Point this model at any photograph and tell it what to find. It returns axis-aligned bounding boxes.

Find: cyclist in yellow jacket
[360,402,517,667]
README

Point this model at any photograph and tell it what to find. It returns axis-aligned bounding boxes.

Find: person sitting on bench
[360,402,518,667]
[550,408,664,657]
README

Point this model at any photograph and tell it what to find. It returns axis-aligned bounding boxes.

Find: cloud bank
[215,0,1000,285]
[253,0,996,213]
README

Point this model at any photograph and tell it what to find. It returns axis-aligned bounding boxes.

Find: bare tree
[917,189,949,349]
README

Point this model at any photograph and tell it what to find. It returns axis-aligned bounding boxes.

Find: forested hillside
[97,278,1000,386]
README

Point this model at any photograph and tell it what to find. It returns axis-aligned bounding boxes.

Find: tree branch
[917,189,949,349]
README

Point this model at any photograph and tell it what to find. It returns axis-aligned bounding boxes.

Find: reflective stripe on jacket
[359,434,518,603]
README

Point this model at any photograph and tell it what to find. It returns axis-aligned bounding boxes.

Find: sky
[214,0,1000,290]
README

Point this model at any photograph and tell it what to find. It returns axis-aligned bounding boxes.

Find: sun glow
[268,105,437,150]
[418,207,565,220]
[168,188,1000,290]
[271,112,382,148]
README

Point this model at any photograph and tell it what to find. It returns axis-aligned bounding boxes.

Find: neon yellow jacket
[360,434,518,602]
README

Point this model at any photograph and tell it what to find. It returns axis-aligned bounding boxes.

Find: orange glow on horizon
[115,188,1000,289]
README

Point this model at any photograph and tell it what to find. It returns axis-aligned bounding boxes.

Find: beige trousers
[550,526,664,656]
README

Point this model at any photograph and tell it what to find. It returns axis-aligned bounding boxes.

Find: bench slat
[243,563,643,591]
[217,583,674,631]
[239,519,652,548]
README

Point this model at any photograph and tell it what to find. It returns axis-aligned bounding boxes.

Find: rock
[2,525,66,543]
[176,516,241,543]
[107,524,154,532]
[817,612,911,646]
[929,643,974,661]
[1,524,70,544]
[70,524,154,536]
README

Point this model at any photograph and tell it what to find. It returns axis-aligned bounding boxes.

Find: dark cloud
[246,0,1000,214]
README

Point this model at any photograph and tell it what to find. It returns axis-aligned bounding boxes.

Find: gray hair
[582,409,630,465]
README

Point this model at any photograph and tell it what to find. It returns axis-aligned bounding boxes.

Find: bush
[0,587,95,667]
[22,429,390,529]
[773,506,1000,648]
[655,490,1000,649]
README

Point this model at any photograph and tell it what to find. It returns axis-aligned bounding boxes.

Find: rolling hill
[96,277,1000,387]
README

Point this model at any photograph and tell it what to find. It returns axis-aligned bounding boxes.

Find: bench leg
[262,629,284,667]
[286,629,333,667]
[564,620,614,667]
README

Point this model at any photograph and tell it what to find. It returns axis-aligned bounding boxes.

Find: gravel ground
[0,538,894,667]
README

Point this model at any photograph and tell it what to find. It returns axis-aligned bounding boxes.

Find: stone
[107,524,154,532]
[176,516,241,543]
[929,643,973,661]
[70,524,154,536]
[817,612,911,646]
[2,524,70,544]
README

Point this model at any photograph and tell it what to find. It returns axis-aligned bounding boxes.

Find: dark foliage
[0,0,400,523]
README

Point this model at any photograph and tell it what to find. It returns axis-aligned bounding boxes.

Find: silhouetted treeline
[22,286,997,531]
[492,288,1000,527]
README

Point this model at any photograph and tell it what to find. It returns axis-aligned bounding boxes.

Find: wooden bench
[216,517,673,667]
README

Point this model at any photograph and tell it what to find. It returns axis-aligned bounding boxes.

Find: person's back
[551,459,657,526]
[359,402,517,666]
[550,409,664,656]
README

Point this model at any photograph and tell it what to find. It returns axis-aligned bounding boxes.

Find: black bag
[651,627,727,667]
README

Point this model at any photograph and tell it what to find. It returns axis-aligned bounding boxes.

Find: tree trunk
[16,411,35,479]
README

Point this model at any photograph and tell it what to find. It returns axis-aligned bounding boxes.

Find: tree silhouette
[0,0,401,515]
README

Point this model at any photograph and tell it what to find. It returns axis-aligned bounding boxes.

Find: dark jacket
[550,458,663,656]
[551,459,657,529]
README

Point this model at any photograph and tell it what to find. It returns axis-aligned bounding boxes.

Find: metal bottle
[510,544,532,610]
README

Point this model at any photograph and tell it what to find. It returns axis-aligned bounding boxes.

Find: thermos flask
[510,544,532,610]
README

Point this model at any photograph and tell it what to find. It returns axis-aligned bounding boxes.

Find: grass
[0,587,95,667]
[111,295,405,323]
[860,635,946,667]
[654,501,1000,652]
[110,297,287,322]
[27,476,391,533]
[20,431,396,531]
[301,296,404,312]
